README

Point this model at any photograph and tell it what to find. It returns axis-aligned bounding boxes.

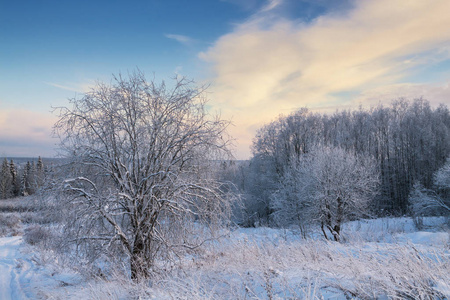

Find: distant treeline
[227,99,450,225]
[0,157,47,199]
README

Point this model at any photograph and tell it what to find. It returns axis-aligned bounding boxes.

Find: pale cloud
[0,109,58,157]
[352,82,450,108]
[200,0,450,159]
[260,0,283,12]
[165,34,194,46]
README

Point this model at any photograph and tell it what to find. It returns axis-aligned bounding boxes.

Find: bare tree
[53,71,234,280]
[272,147,379,241]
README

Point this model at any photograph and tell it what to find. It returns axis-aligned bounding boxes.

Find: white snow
[0,235,85,300]
[0,236,33,300]
[397,231,449,245]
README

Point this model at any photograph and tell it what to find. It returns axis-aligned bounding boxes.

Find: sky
[1,0,450,159]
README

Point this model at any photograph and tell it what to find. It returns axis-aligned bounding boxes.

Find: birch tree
[53,71,234,280]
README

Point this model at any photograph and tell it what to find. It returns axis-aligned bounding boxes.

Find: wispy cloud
[260,0,283,12]
[44,82,81,92]
[44,81,93,93]
[165,33,195,46]
[200,0,450,158]
[219,0,261,12]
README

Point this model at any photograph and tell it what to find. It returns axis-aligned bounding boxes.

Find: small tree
[272,147,379,241]
[54,71,234,280]
[434,157,450,199]
[409,182,449,216]
[409,158,450,215]
[271,159,316,237]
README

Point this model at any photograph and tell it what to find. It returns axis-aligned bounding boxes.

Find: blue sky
[1,0,450,159]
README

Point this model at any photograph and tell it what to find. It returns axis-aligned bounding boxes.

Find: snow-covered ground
[0,236,29,300]
[0,235,85,300]
[152,220,449,299]
[0,214,449,299]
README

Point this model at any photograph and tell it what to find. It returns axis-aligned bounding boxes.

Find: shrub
[0,213,21,236]
[24,224,50,245]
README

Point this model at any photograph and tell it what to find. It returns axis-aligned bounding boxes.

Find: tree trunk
[130,235,150,281]
[332,224,341,242]
[334,196,343,241]
[321,221,329,240]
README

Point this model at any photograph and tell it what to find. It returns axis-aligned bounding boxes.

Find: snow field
[2,216,449,299]
[149,223,449,299]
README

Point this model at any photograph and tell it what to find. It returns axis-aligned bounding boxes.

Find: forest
[0,157,47,199]
[228,99,450,229]
[0,72,449,299]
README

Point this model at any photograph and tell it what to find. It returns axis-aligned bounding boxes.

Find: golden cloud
[201,0,450,158]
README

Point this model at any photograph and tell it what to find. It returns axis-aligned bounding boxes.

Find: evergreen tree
[10,159,19,197]
[36,156,45,189]
[21,161,32,196]
[0,158,12,199]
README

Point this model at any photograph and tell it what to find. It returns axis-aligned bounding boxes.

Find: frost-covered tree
[434,157,450,194]
[251,99,450,216]
[409,158,450,215]
[9,160,20,197]
[272,147,379,241]
[53,71,234,280]
[271,159,315,236]
[0,158,12,199]
[21,161,36,196]
[409,182,449,215]
[36,156,45,189]
[21,163,29,196]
